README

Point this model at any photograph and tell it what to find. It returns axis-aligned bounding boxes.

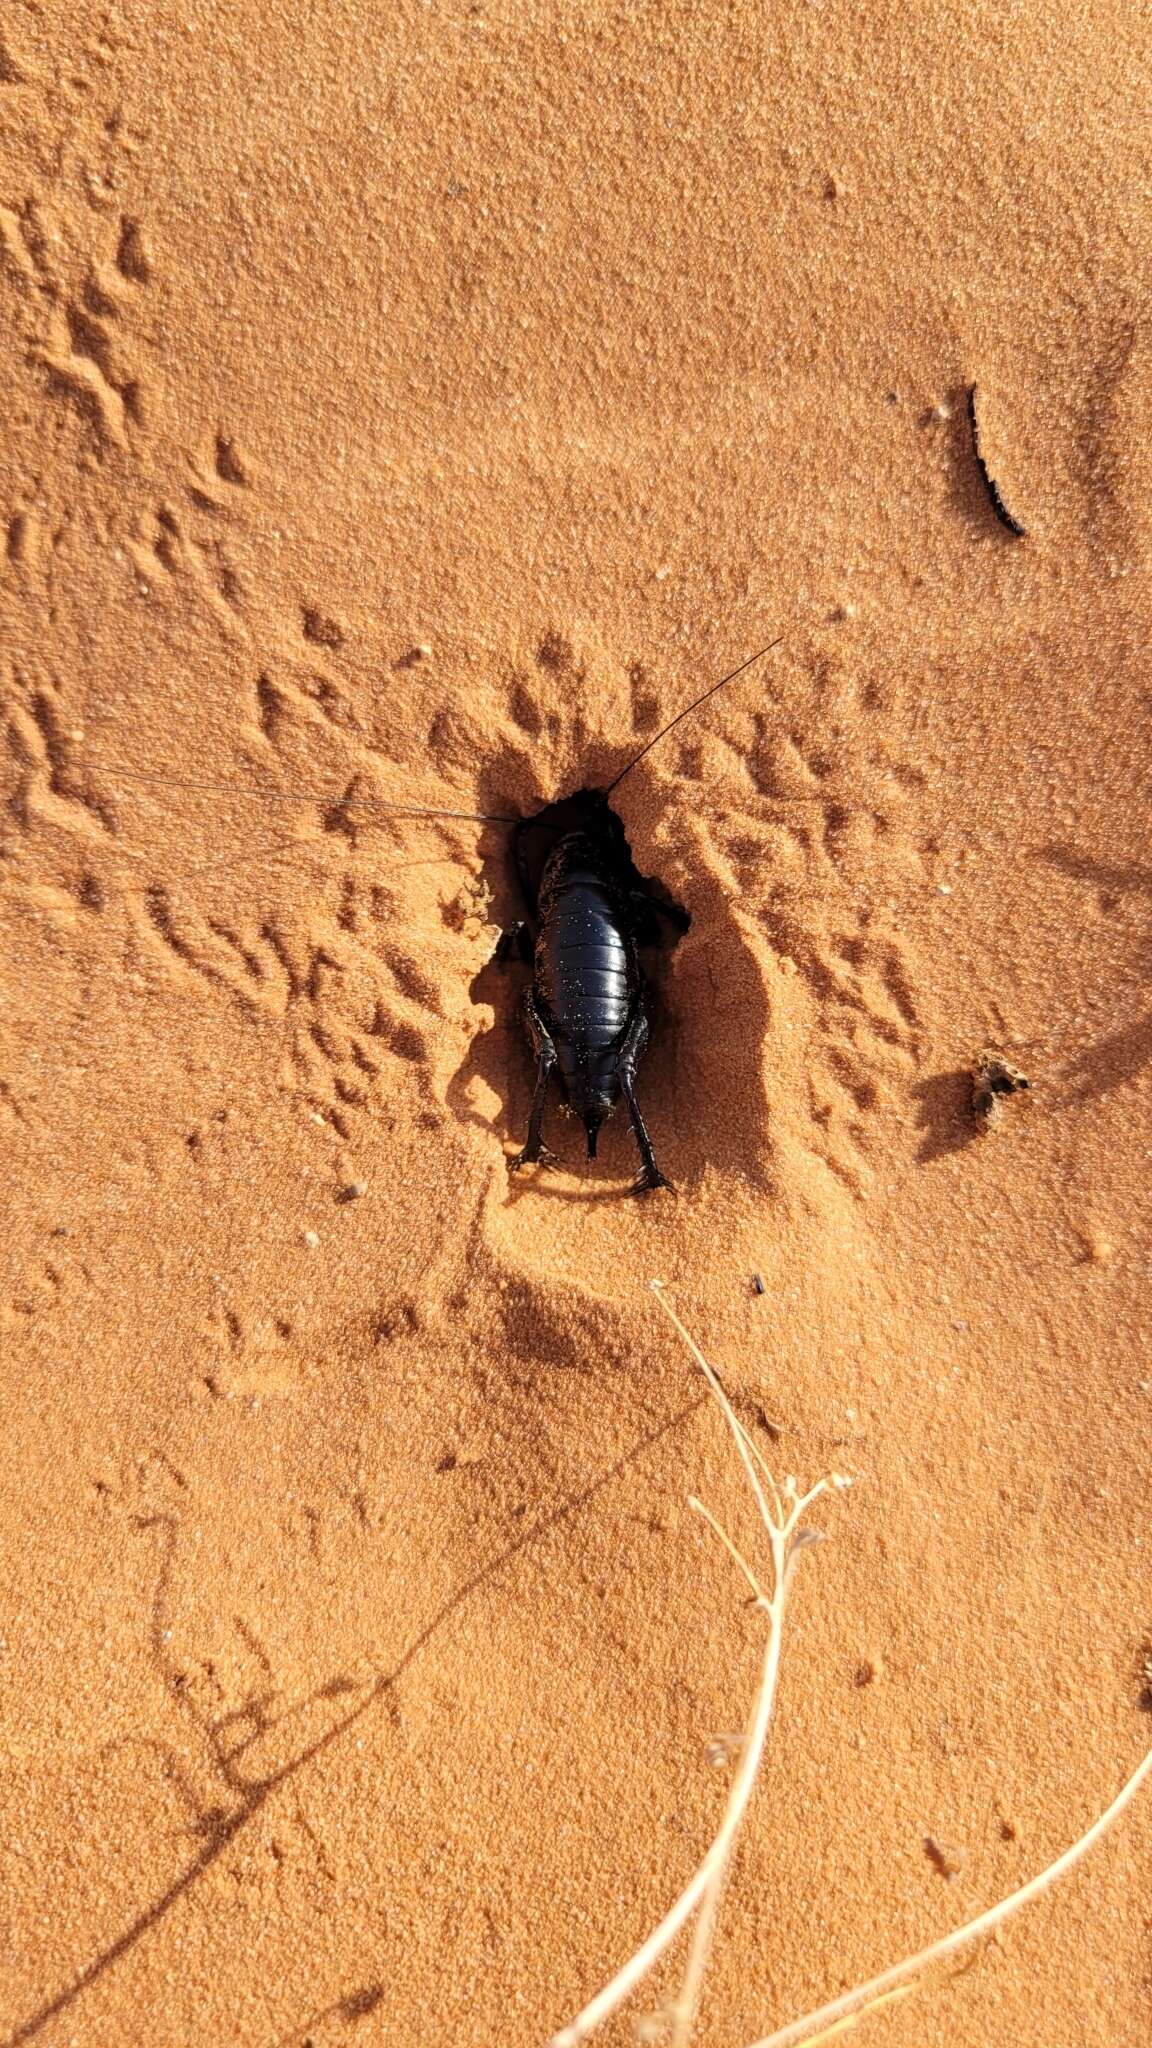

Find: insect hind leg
[509,990,559,1173]
[617,999,670,1194]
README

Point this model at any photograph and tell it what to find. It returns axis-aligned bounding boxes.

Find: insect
[494,640,780,1191]
[58,637,780,1190]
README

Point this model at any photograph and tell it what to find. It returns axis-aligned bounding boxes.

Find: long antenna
[604,638,783,797]
[82,761,517,826]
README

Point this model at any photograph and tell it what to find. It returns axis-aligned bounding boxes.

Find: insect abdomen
[537,876,634,1044]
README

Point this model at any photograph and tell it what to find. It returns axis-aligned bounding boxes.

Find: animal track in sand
[4,498,53,571]
[252,662,364,745]
[21,205,156,454]
[755,851,923,1202]
[136,873,452,1140]
[701,651,930,1206]
[0,182,262,636]
[200,1302,301,1401]
[0,200,45,291]
[183,433,256,513]
[5,627,487,1165]
[0,29,31,82]
[301,605,345,651]
[115,215,152,284]
[0,1078,26,1125]
[6,1251,94,1327]
[125,502,246,631]
[7,682,120,840]
[493,624,689,798]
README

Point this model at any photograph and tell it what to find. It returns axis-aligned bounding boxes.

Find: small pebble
[1082,1231,1115,1265]
[341,1180,368,1202]
[303,1229,320,1249]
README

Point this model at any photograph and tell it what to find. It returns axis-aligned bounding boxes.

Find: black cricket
[495,640,780,1193]
[495,789,688,1191]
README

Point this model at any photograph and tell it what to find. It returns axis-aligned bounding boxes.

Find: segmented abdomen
[536,878,634,1046]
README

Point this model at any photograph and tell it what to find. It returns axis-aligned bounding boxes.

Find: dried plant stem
[671,1838,730,2048]
[547,1282,849,2048]
[547,1507,791,2048]
[546,1289,1152,2048]
[745,1740,1152,2048]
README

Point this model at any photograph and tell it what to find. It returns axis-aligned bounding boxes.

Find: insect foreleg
[509,989,559,1172]
[617,998,669,1195]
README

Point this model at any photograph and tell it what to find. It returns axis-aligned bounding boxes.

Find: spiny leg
[510,990,558,1172]
[618,997,670,1194]
[621,1071,669,1193]
[513,1058,554,1170]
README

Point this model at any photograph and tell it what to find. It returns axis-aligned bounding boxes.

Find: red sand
[2,3,1151,2042]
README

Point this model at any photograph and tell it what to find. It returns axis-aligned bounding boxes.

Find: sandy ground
[2,3,1152,2043]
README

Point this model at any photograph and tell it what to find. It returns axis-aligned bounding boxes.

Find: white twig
[547,1283,841,2048]
[652,1282,780,1532]
[545,1288,1150,2048]
[669,1834,730,2048]
[547,1582,791,2048]
[744,1743,1152,2048]
[688,1496,764,1603]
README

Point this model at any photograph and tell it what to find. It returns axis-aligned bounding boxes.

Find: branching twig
[546,1282,850,2048]
[545,1287,1152,2048]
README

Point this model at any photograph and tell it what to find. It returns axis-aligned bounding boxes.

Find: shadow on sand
[1039,842,1152,1106]
[6,1395,705,2045]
